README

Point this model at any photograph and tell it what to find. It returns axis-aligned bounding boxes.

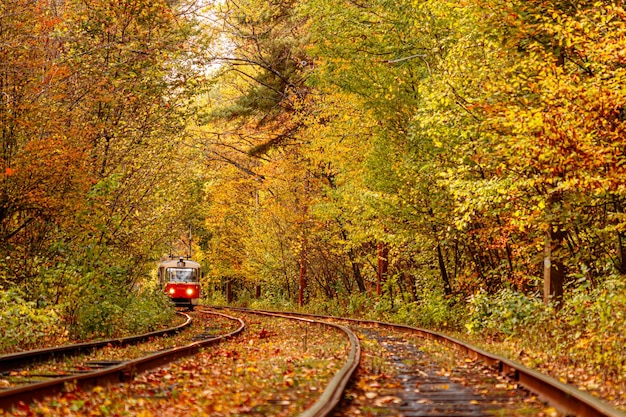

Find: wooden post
[543,228,565,306]
[543,192,566,307]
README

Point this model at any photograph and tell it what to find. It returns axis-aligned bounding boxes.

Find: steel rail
[0,310,244,412]
[216,307,361,417]
[218,306,626,417]
[0,312,193,373]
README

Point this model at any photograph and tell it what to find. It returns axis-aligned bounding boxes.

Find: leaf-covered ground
[2,311,349,417]
[0,312,237,389]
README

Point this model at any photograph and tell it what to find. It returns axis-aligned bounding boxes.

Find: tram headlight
[186,288,194,296]
[169,287,176,295]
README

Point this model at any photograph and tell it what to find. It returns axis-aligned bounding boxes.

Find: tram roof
[159,257,201,268]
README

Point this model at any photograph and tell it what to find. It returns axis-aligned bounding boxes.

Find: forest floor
[2,308,625,416]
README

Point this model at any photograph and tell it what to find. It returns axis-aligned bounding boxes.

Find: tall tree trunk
[542,49,568,307]
[429,208,451,295]
[377,242,388,296]
[299,247,306,306]
[350,250,366,293]
[437,243,451,296]
[339,227,366,292]
[226,278,233,303]
[543,229,565,306]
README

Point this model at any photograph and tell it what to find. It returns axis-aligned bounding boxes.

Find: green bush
[394,290,466,329]
[202,289,228,306]
[122,289,176,334]
[0,288,63,353]
[347,291,375,317]
[72,299,125,339]
[465,288,546,338]
[462,282,626,381]
[68,272,176,340]
[557,280,626,380]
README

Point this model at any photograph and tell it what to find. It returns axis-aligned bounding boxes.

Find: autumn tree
[195,0,319,300]
[298,0,469,302]
[0,0,211,335]
[0,0,92,288]
[190,0,626,315]
[445,1,626,302]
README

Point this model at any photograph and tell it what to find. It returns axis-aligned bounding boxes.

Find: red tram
[158,256,201,310]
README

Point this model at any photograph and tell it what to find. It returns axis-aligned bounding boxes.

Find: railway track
[0,312,192,375]
[0,310,244,412]
[336,324,552,417]
[218,307,626,417]
[0,308,355,416]
[211,308,360,417]
[3,306,625,417]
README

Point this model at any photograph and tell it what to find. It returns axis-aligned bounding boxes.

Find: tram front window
[167,268,196,283]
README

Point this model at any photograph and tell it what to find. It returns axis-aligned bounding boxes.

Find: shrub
[394,290,466,329]
[67,271,176,340]
[465,288,546,338]
[463,282,626,382]
[0,288,64,353]
[557,280,626,380]
[120,288,176,335]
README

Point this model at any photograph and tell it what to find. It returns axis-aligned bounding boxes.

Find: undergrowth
[6,274,624,408]
[464,281,626,386]
[0,286,176,354]
[0,288,64,354]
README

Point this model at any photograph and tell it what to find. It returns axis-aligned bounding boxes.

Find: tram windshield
[166,268,197,283]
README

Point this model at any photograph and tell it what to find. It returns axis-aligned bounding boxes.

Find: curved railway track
[3,305,624,417]
[1,307,360,416]
[218,307,626,417]
[0,312,192,375]
[0,310,244,412]
[202,308,361,417]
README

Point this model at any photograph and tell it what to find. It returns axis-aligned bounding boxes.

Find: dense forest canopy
[199,0,626,304]
[2,0,626,380]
